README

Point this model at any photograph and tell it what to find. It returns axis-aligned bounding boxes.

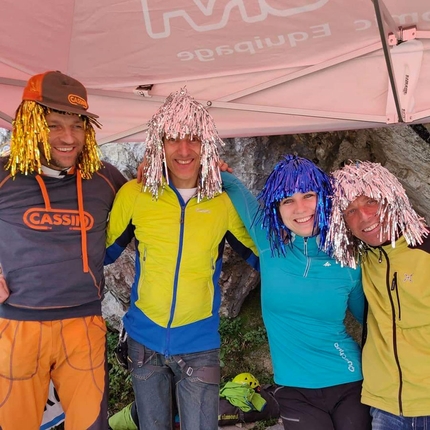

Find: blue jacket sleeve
[225,231,260,271]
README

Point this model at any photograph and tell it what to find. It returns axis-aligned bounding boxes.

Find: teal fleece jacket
[222,172,364,388]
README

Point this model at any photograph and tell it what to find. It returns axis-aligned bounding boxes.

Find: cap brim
[39,101,99,119]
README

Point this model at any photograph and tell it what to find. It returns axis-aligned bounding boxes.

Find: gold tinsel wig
[6,71,102,179]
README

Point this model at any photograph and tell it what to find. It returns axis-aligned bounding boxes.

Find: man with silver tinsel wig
[140,87,224,201]
[328,160,430,429]
[105,88,258,430]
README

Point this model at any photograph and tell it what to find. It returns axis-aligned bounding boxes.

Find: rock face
[100,124,430,330]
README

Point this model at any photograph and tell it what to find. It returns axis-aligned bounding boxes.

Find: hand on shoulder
[0,275,10,303]
[219,159,233,173]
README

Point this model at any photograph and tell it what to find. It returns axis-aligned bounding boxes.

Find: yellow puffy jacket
[361,235,430,416]
[105,179,258,355]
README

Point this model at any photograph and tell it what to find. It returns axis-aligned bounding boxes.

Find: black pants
[274,380,371,430]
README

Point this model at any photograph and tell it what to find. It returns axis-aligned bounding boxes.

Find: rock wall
[220,125,430,221]
[101,124,430,330]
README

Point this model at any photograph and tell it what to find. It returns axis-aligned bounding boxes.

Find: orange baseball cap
[22,71,98,118]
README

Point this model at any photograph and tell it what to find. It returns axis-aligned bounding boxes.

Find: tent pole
[0,112,13,124]
[372,0,403,122]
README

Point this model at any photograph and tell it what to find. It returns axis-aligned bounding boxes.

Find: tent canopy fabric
[1,0,429,144]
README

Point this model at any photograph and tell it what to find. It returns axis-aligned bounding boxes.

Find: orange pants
[0,316,108,430]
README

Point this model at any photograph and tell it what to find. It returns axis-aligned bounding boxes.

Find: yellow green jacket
[105,179,258,355]
[361,234,430,416]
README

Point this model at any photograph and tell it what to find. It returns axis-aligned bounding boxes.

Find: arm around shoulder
[105,180,139,264]
[0,275,10,303]
[347,267,365,325]
[221,171,260,228]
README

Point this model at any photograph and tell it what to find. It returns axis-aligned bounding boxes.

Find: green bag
[219,381,266,412]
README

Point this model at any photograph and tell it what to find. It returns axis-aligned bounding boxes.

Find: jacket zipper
[303,238,310,277]
[379,247,403,415]
[390,271,401,321]
[165,194,187,356]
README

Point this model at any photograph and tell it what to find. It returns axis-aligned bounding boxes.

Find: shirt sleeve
[223,190,259,270]
[105,180,138,264]
[221,171,267,250]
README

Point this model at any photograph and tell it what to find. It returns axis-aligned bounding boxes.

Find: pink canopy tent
[1,0,429,145]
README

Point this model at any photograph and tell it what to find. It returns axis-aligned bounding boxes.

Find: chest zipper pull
[391,272,397,291]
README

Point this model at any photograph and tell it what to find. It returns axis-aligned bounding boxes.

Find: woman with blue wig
[221,155,371,430]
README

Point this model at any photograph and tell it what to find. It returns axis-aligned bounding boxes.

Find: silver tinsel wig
[257,155,333,257]
[327,161,428,268]
[141,87,224,201]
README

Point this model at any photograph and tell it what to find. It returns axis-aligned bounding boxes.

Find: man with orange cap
[0,71,126,430]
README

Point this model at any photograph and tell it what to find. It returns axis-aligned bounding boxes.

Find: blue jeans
[371,407,430,430]
[127,336,220,430]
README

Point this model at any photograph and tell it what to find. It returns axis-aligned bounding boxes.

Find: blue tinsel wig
[257,154,333,256]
